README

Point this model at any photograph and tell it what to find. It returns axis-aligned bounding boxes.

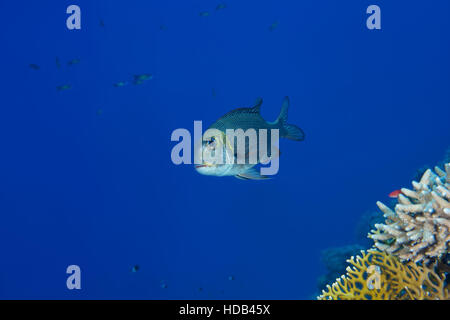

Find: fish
[389,189,402,198]
[56,84,71,91]
[194,97,305,180]
[67,59,80,66]
[199,11,210,17]
[216,3,227,10]
[269,21,279,31]
[133,74,153,85]
[55,57,61,69]
[99,19,105,27]
[114,81,128,87]
[29,64,40,70]
[131,265,140,272]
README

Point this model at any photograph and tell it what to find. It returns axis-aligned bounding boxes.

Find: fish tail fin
[276,96,305,141]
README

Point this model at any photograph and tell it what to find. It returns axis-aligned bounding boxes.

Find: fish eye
[207,137,216,145]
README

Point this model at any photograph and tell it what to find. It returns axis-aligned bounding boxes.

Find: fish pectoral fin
[235,167,270,180]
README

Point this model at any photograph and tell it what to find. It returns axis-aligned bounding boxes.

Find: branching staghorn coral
[318,250,449,300]
[369,163,450,264]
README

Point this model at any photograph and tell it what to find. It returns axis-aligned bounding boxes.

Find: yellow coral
[318,250,449,300]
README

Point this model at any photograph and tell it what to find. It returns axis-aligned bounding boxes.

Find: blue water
[0,0,449,299]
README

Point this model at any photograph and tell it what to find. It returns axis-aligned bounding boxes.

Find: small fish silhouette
[133,74,153,85]
[216,3,227,10]
[131,265,140,272]
[114,81,128,87]
[269,21,279,32]
[67,59,80,66]
[57,84,71,91]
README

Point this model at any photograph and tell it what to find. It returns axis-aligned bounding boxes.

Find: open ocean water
[0,1,449,299]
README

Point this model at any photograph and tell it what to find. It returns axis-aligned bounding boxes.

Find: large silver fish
[194,97,304,180]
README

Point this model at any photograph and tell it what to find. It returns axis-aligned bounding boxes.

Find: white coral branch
[369,163,450,264]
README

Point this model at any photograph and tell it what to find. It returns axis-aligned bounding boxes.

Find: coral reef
[369,164,450,264]
[316,244,365,293]
[438,147,450,169]
[315,209,385,295]
[413,165,431,183]
[355,210,385,247]
[413,147,450,182]
[318,250,449,300]
[317,157,450,300]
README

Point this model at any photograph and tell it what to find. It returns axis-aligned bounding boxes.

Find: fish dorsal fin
[214,97,263,125]
[250,97,263,113]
